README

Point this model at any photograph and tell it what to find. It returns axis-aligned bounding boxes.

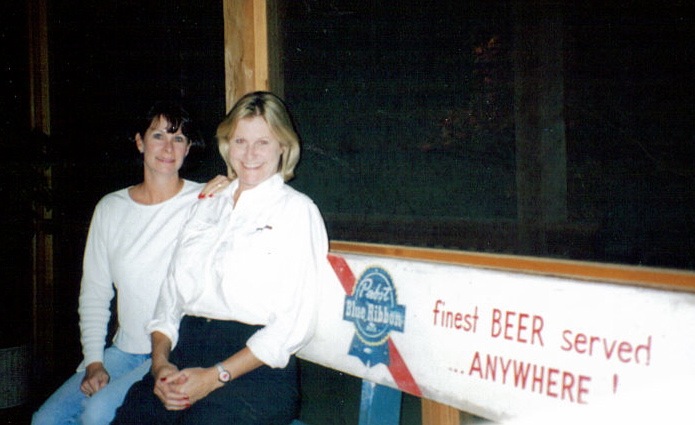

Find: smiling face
[228,116,284,192]
[136,115,191,178]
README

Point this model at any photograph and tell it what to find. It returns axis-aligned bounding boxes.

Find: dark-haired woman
[32,103,219,425]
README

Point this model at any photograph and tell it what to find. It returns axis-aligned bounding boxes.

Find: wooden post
[421,399,461,425]
[27,0,54,379]
[222,0,282,111]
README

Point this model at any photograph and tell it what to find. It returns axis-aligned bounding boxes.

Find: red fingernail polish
[160,377,167,382]
[198,193,205,199]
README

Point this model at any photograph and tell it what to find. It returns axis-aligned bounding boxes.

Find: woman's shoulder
[276,185,327,239]
[86,188,132,226]
[276,185,325,224]
[179,179,206,199]
[95,187,131,208]
[280,184,318,208]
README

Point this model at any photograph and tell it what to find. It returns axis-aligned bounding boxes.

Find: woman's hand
[168,367,220,407]
[152,362,191,411]
[198,175,231,199]
[80,362,110,396]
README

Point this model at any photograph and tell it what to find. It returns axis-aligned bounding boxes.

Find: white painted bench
[291,242,695,424]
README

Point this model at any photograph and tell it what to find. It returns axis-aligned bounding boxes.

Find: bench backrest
[297,243,695,422]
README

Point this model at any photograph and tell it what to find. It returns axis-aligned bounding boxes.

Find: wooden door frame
[28,0,55,380]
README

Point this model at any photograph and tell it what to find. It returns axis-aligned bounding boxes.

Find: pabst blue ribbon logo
[343,266,406,366]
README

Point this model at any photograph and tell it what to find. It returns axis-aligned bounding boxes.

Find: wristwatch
[216,363,232,384]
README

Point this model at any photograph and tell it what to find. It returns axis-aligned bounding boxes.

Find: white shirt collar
[229,173,284,208]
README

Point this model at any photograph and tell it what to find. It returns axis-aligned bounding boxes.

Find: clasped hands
[152,362,222,411]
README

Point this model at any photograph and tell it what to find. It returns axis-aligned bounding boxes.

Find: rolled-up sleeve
[246,201,328,368]
[147,269,184,348]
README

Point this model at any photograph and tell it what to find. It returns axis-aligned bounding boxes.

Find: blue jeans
[32,346,150,425]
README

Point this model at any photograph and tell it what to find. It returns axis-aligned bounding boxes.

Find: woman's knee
[32,390,84,424]
[80,394,120,425]
[31,409,58,425]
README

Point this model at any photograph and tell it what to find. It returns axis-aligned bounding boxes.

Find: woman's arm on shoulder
[197,175,231,199]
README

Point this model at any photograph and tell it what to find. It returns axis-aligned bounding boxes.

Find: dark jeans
[112,316,299,425]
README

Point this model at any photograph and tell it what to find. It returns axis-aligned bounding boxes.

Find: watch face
[216,363,231,383]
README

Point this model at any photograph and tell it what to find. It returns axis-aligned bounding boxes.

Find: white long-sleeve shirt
[148,174,329,368]
[78,180,204,369]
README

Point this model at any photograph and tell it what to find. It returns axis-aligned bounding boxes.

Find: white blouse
[148,174,329,368]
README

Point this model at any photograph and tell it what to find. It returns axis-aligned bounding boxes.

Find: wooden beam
[28,0,50,132]
[27,0,55,379]
[251,0,269,90]
[223,0,278,111]
[329,240,695,293]
[421,399,460,425]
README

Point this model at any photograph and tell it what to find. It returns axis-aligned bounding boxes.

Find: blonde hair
[216,91,300,181]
